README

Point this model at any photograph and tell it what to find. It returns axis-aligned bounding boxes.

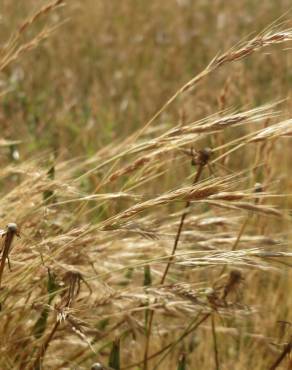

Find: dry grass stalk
[0,0,65,72]
[106,104,278,185]
[211,314,220,370]
[0,223,19,288]
[18,0,65,34]
[268,337,292,370]
[143,148,211,370]
[131,27,292,142]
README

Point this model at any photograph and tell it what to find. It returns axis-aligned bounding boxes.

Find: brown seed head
[193,147,213,166]
[7,223,18,233]
[254,182,263,193]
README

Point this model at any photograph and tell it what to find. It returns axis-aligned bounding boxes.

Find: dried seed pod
[60,270,91,308]
[191,147,213,166]
[254,182,263,193]
[7,223,19,234]
[0,223,19,287]
[222,269,243,300]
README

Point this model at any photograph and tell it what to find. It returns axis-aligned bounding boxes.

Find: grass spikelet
[0,0,65,72]
[18,0,65,35]
[133,26,292,140]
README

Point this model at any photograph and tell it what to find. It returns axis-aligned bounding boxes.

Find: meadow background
[0,0,292,369]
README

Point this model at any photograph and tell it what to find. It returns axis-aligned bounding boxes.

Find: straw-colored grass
[0,1,292,369]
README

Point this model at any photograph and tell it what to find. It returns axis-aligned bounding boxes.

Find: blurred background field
[0,1,292,369]
[1,0,292,155]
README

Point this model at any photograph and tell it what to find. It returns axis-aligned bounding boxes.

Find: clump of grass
[0,2,292,370]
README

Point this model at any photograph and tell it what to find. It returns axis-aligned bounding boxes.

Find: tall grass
[0,1,292,369]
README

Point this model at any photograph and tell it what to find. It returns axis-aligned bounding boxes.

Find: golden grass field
[1,1,292,369]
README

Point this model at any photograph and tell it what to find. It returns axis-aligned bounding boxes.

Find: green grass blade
[108,338,120,370]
